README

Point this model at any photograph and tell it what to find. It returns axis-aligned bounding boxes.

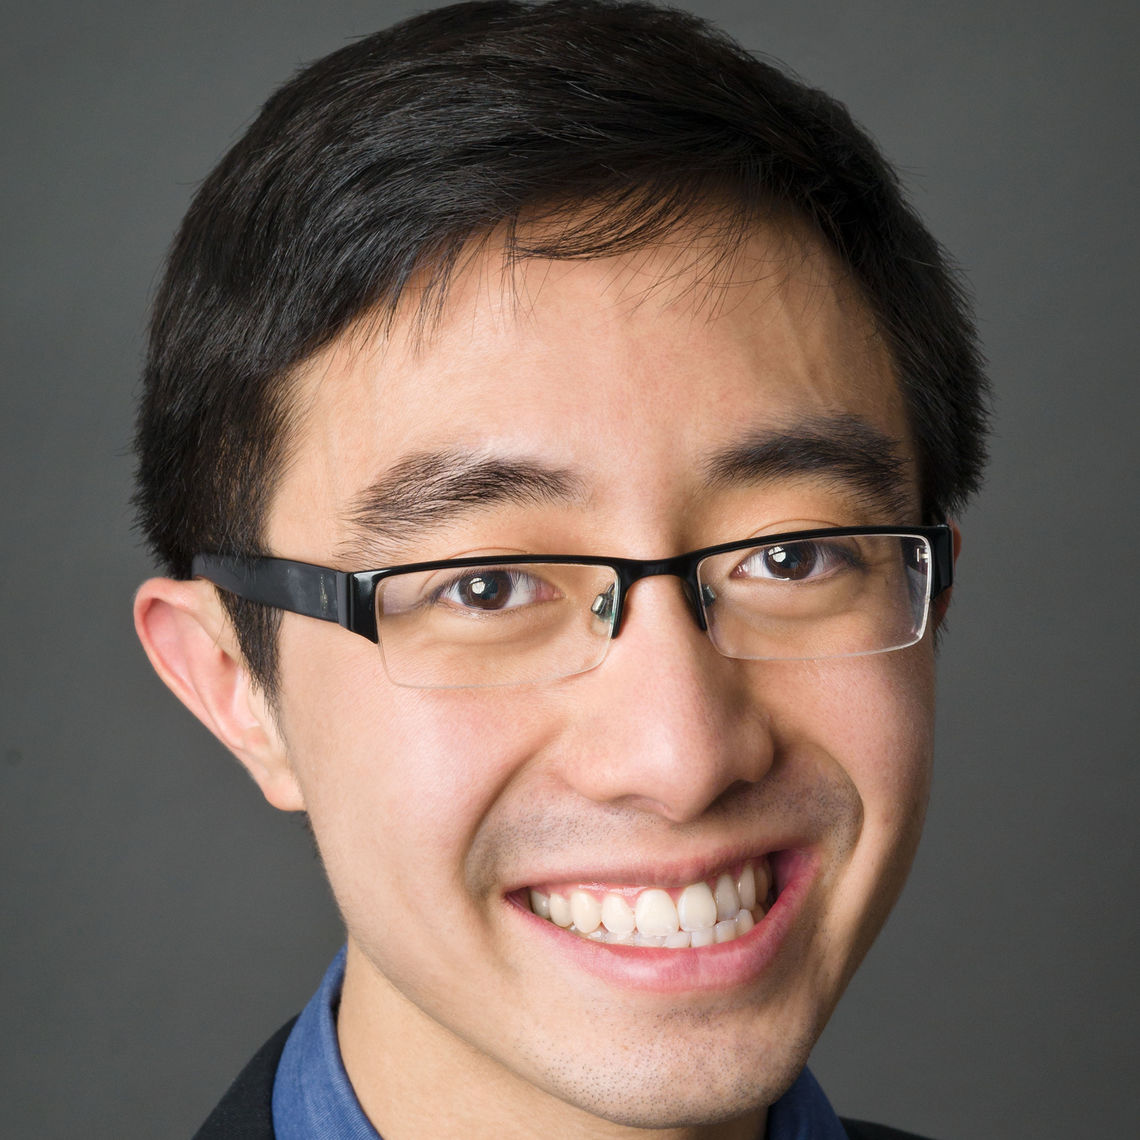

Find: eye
[435,568,557,612]
[732,539,857,582]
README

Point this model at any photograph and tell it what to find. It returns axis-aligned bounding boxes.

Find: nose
[559,576,776,823]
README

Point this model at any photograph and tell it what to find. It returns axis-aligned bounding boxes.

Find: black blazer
[192,1020,934,1140]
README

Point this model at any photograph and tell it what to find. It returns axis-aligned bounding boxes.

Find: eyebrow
[702,414,913,518]
[337,413,913,562]
[338,449,586,560]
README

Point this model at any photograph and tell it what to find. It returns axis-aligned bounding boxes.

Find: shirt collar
[767,1064,850,1140]
[272,946,380,1140]
[273,947,847,1139]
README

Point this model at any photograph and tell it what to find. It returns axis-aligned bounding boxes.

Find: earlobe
[133,578,305,812]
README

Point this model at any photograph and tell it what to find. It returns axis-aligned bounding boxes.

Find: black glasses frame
[192,525,953,645]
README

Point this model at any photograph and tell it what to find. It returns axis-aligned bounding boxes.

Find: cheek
[757,643,934,867]
[759,645,935,1002]
[274,623,558,911]
[846,645,936,842]
[808,638,932,783]
[805,644,935,933]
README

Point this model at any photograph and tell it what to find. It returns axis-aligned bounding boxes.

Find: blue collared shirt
[273,947,848,1139]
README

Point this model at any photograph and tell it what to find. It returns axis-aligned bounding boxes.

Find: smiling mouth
[523,856,778,949]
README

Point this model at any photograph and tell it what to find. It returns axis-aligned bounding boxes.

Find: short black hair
[135,0,988,695]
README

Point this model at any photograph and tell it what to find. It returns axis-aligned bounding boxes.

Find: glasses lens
[375,562,619,688]
[698,533,932,661]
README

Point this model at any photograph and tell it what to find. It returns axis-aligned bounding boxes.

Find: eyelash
[731,539,864,582]
[431,568,553,612]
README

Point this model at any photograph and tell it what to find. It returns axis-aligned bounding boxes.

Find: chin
[511,1009,816,1129]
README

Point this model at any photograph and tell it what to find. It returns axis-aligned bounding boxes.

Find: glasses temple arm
[928,526,954,598]
[191,555,347,624]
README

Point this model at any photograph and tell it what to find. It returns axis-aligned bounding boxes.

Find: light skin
[136,222,955,1139]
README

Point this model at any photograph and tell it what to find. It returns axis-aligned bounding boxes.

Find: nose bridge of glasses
[610,554,709,637]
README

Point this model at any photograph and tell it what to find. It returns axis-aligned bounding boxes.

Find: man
[132,1,987,1136]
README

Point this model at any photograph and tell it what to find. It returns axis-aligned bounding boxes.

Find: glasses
[193,525,952,689]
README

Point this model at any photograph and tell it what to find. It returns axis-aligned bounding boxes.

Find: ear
[931,520,963,630]
[133,578,305,812]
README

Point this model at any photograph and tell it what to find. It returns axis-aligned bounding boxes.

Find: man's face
[265,224,936,1130]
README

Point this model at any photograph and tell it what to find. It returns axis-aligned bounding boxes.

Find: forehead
[269,222,913,560]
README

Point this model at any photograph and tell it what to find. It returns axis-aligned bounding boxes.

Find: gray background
[2,1,1136,1136]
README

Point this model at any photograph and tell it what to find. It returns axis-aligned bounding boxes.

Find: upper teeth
[527,858,771,949]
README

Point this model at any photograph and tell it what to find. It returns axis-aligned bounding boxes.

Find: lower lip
[508,851,816,995]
